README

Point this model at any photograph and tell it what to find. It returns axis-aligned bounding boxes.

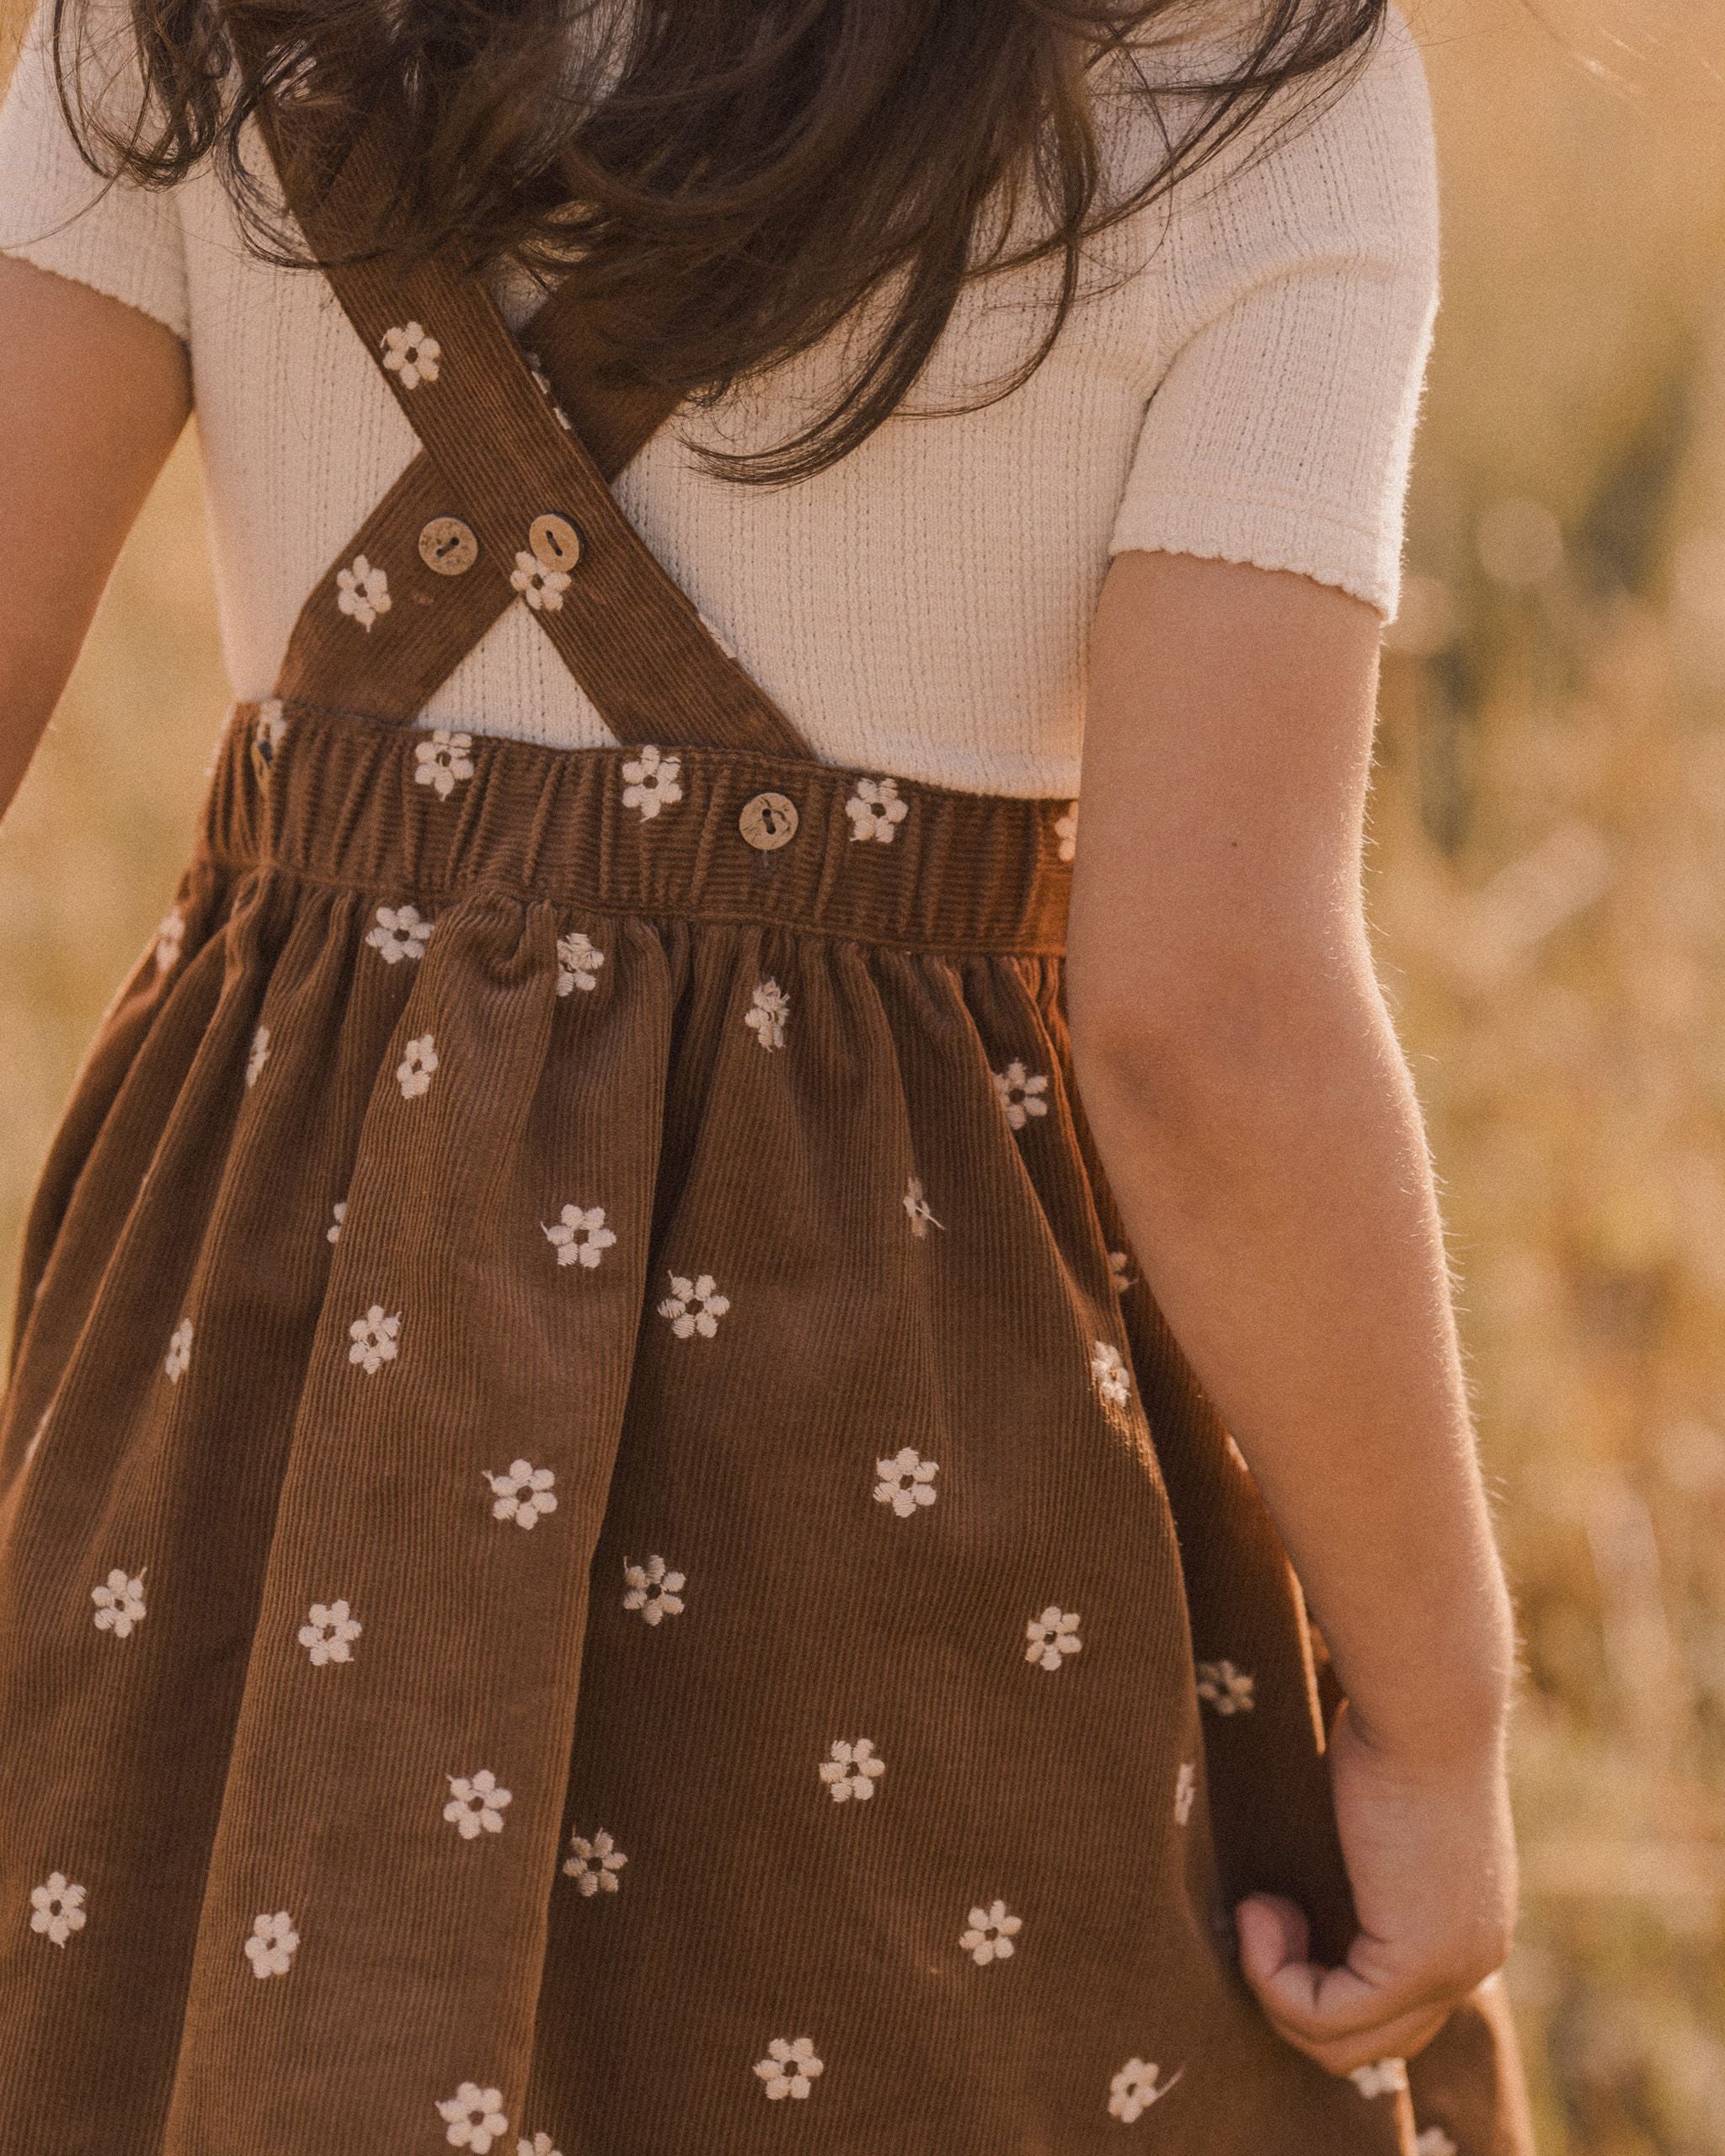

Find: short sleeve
[1108,8,1439,620]
[0,0,190,342]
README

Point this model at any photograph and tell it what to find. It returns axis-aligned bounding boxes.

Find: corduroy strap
[260,104,814,757]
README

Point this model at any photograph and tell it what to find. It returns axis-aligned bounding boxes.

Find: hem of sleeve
[0,236,190,345]
[1108,490,1402,622]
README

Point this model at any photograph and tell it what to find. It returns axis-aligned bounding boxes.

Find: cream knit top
[0,3,1439,797]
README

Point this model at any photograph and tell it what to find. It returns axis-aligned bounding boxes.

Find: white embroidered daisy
[754,2036,823,2100]
[29,1873,86,1947]
[484,1460,558,1529]
[959,1899,1021,1966]
[622,1553,685,1624]
[845,775,909,843]
[336,553,391,630]
[1196,1658,1256,1716]
[164,1315,194,1383]
[903,1175,943,1235]
[555,931,604,995]
[366,903,433,964]
[657,1272,729,1337]
[244,1909,299,1979]
[436,2083,508,2152]
[1414,2130,1458,2156]
[254,697,287,766]
[518,2135,563,2156]
[298,1598,362,1665]
[1055,801,1078,862]
[543,1203,617,1269]
[620,744,682,820]
[1349,2057,1409,2100]
[348,1305,401,1373]
[563,1827,628,1895]
[993,1059,1049,1129]
[397,1035,439,1099]
[1092,1340,1131,1409]
[328,1198,348,1245]
[818,1738,885,1803]
[445,1770,512,1840]
[246,1024,271,1088]
[414,729,475,799]
[381,321,441,390]
[874,1446,937,1517]
[92,1568,147,1639]
[1025,1606,1081,1673]
[153,903,186,974]
[1108,2058,1184,2121]
[744,979,789,1050]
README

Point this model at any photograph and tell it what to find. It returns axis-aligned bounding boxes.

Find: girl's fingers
[1234,1892,1466,2076]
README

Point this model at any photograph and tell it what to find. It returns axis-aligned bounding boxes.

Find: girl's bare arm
[1069,547,1519,2076]
[0,256,191,821]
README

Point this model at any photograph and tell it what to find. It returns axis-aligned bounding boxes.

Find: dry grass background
[3,2,1724,2148]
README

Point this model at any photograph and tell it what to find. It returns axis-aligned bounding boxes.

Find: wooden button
[738,791,798,851]
[529,513,584,574]
[419,517,479,577]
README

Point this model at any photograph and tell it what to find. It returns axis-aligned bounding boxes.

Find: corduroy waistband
[201,699,1075,956]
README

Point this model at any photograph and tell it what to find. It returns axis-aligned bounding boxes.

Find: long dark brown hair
[55,0,1388,481]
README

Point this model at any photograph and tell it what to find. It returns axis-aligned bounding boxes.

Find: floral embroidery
[153,904,186,974]
[819,1738,884,1803]
[1092,1341,1132,1410]
[658,1273,729,1338]
[620,744,682,820]
[164,1316,194,1384]
[1415,2131,1458,2156]
[993,1059,1049,1130]
[1173,1760,1197,1825]
[244,1910,299,1979]
[1108,2059,1184,2121]
[1196,1659,1255,1716]
[29,1873,86,1947]
[744,979,789,1051]
[1108,1249,1133,1294]
[519,2136,563,2156]
[298,1599,362,1665]
[543,1204,616,1270]
[754,2037,824,2101]
[414,729,475,799]
[1055,802,1078,863]
[246,1024,271,1088]
[563,1828,628,1895]
[398,1035,439,1099]
[959,1899,1021,1966]
[556,931,604,995]
[1025,1606,1081,1672]
[903,1176,944,1235]
[445,1770,512,1840]
[328,1199,347,1245]
[622,1554,685,1624]
[510,551,570,613]
[92,1568,147,1639]
[521,351,572,430]
[437,2084,509,2152]
[846,776,909,844]
[874,1446,937,1517]
[254,697,286,766]
[349,1305,402,1373]
[381,321,441,390]
[1350,2058,1409,2100]
[484,1460,558,1529]
[366,903,433,965]
[336,554,391,631]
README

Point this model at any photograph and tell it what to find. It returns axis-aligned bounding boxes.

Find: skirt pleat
[0,698,1530,2156]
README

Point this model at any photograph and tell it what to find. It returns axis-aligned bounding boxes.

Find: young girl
[0,1,1531,2149]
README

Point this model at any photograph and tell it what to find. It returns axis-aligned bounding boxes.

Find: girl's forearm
[1074,969,1518,1765]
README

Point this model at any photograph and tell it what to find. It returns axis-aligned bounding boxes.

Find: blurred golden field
[3,3,1725,2149]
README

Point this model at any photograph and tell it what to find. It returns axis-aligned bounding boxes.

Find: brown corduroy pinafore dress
[0,100,1533,2156]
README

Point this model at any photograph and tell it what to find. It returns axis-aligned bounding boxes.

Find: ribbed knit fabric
[0,0,1439,796]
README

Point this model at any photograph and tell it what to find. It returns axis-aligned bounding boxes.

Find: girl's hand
[1233,1694,1519,2079]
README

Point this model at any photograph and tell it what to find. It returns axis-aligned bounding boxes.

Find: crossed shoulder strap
[259,101,814,759]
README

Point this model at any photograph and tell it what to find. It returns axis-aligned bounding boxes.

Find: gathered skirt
[0,697,1527,2155]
